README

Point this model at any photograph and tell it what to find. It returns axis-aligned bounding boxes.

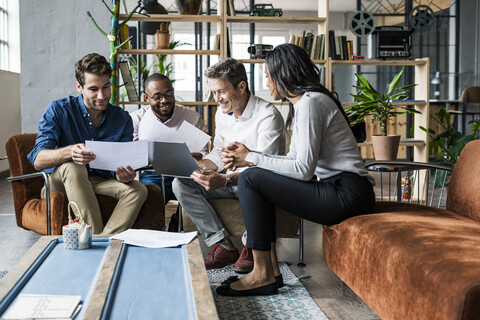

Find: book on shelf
[335,36,342,60]
[289,35,296,45]
[328,30,336,59]
[328,32,354,60]
[341,36,348,61]
[298,30,306,49]
[319,34,325,60]
[304,32,314,57]
[214,34,221,51]
[226,27,231,57]
[119,24,130,49]
[347,40,353,60]
[310,35,318,60]
[227,0,236,16]
[289,32,325,60]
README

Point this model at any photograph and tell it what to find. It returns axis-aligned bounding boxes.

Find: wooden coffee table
[0,236,218,319]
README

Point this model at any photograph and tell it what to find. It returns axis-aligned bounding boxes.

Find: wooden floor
[0,170,382,319]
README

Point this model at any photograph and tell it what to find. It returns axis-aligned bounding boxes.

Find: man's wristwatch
[225,173,234,193]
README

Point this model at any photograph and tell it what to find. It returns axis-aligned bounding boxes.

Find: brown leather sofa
[323,140,480,320]
[5,134,165,235]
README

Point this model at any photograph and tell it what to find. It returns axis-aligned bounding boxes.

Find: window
[0,0,7,70]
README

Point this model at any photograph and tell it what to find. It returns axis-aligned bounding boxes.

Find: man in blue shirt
[28,53,148,234]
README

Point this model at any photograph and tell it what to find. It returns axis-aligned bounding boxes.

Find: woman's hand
[218,142,255,171]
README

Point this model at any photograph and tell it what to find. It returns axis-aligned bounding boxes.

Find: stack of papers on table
[3,294,82,320]
[111,229,197,248]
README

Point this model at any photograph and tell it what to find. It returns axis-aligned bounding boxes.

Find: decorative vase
[155,32,170,49]
[371,135,401,161]
[175,0,204,15]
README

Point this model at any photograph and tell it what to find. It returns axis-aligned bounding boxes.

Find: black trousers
[237,167,375,251]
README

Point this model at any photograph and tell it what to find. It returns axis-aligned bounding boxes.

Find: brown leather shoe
[233,246,254,273]
[204,244,239,270]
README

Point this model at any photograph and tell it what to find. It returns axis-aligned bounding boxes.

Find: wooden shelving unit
[118,0,429,163]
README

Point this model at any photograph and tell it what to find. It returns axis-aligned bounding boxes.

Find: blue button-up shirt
[27,95,133,178]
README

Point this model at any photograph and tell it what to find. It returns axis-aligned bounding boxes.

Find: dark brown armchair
[5,134,165,235]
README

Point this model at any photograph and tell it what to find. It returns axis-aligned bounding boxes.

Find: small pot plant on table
[346,66,420,160]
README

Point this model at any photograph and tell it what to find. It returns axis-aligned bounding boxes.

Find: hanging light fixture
[431,71,441,85]
[431,71,442,99]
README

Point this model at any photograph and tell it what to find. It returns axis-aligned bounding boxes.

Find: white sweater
[246,91,374,185]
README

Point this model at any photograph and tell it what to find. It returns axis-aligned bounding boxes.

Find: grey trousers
[172,177,237,247]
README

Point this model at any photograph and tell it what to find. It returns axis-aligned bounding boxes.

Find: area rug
[207,263,329,320]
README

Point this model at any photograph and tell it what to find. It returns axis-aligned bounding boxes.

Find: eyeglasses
[145,90,175,101]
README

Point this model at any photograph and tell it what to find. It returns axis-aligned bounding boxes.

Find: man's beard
[153,103,174,119]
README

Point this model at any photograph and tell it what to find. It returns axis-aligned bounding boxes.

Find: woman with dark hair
[216,43,376,296]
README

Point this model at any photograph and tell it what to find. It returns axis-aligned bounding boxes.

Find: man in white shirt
[130,73,208,215]
[172,58,284,272]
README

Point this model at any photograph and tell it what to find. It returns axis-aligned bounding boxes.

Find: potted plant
[346,66,420,160]
[419,108,478,187]
[155,22,170,49]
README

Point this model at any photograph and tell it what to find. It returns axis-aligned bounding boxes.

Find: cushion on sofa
[447,140,480,223]
[323,201,480,320]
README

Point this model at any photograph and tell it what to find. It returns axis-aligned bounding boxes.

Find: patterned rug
[207,263,329,320]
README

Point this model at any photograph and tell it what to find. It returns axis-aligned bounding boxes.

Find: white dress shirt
[204,94,285,173]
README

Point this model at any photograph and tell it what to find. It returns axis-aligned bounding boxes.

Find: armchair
[5,134,165,235]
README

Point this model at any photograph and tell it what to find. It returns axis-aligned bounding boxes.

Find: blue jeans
[140,171,175,204]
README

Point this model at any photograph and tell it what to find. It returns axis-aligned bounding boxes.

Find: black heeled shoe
[221,274,284,288]
[216,281,278,296]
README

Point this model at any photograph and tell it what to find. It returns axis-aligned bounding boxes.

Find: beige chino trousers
[43,162,148,234]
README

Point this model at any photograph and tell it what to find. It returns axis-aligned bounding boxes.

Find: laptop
[148,141,200,178]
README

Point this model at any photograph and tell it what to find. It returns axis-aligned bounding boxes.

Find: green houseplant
[346,66,420,160]
[419,108,479,187]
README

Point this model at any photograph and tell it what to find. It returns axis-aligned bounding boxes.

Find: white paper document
[137,108,184,143]
[110,229,197,248]
[86,140,149,171]
[176,121,211,153]
[3,294,81,320]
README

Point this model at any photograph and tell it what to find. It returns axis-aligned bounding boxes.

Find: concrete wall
[20,1,110,133]
[0,71,21,172]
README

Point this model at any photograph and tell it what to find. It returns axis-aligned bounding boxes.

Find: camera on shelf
[247,44,273,59]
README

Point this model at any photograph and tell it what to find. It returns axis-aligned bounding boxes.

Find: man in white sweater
[172,58,285,272]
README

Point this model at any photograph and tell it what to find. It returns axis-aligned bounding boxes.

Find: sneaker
[233,246,254,274]
[204,244,239,270]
